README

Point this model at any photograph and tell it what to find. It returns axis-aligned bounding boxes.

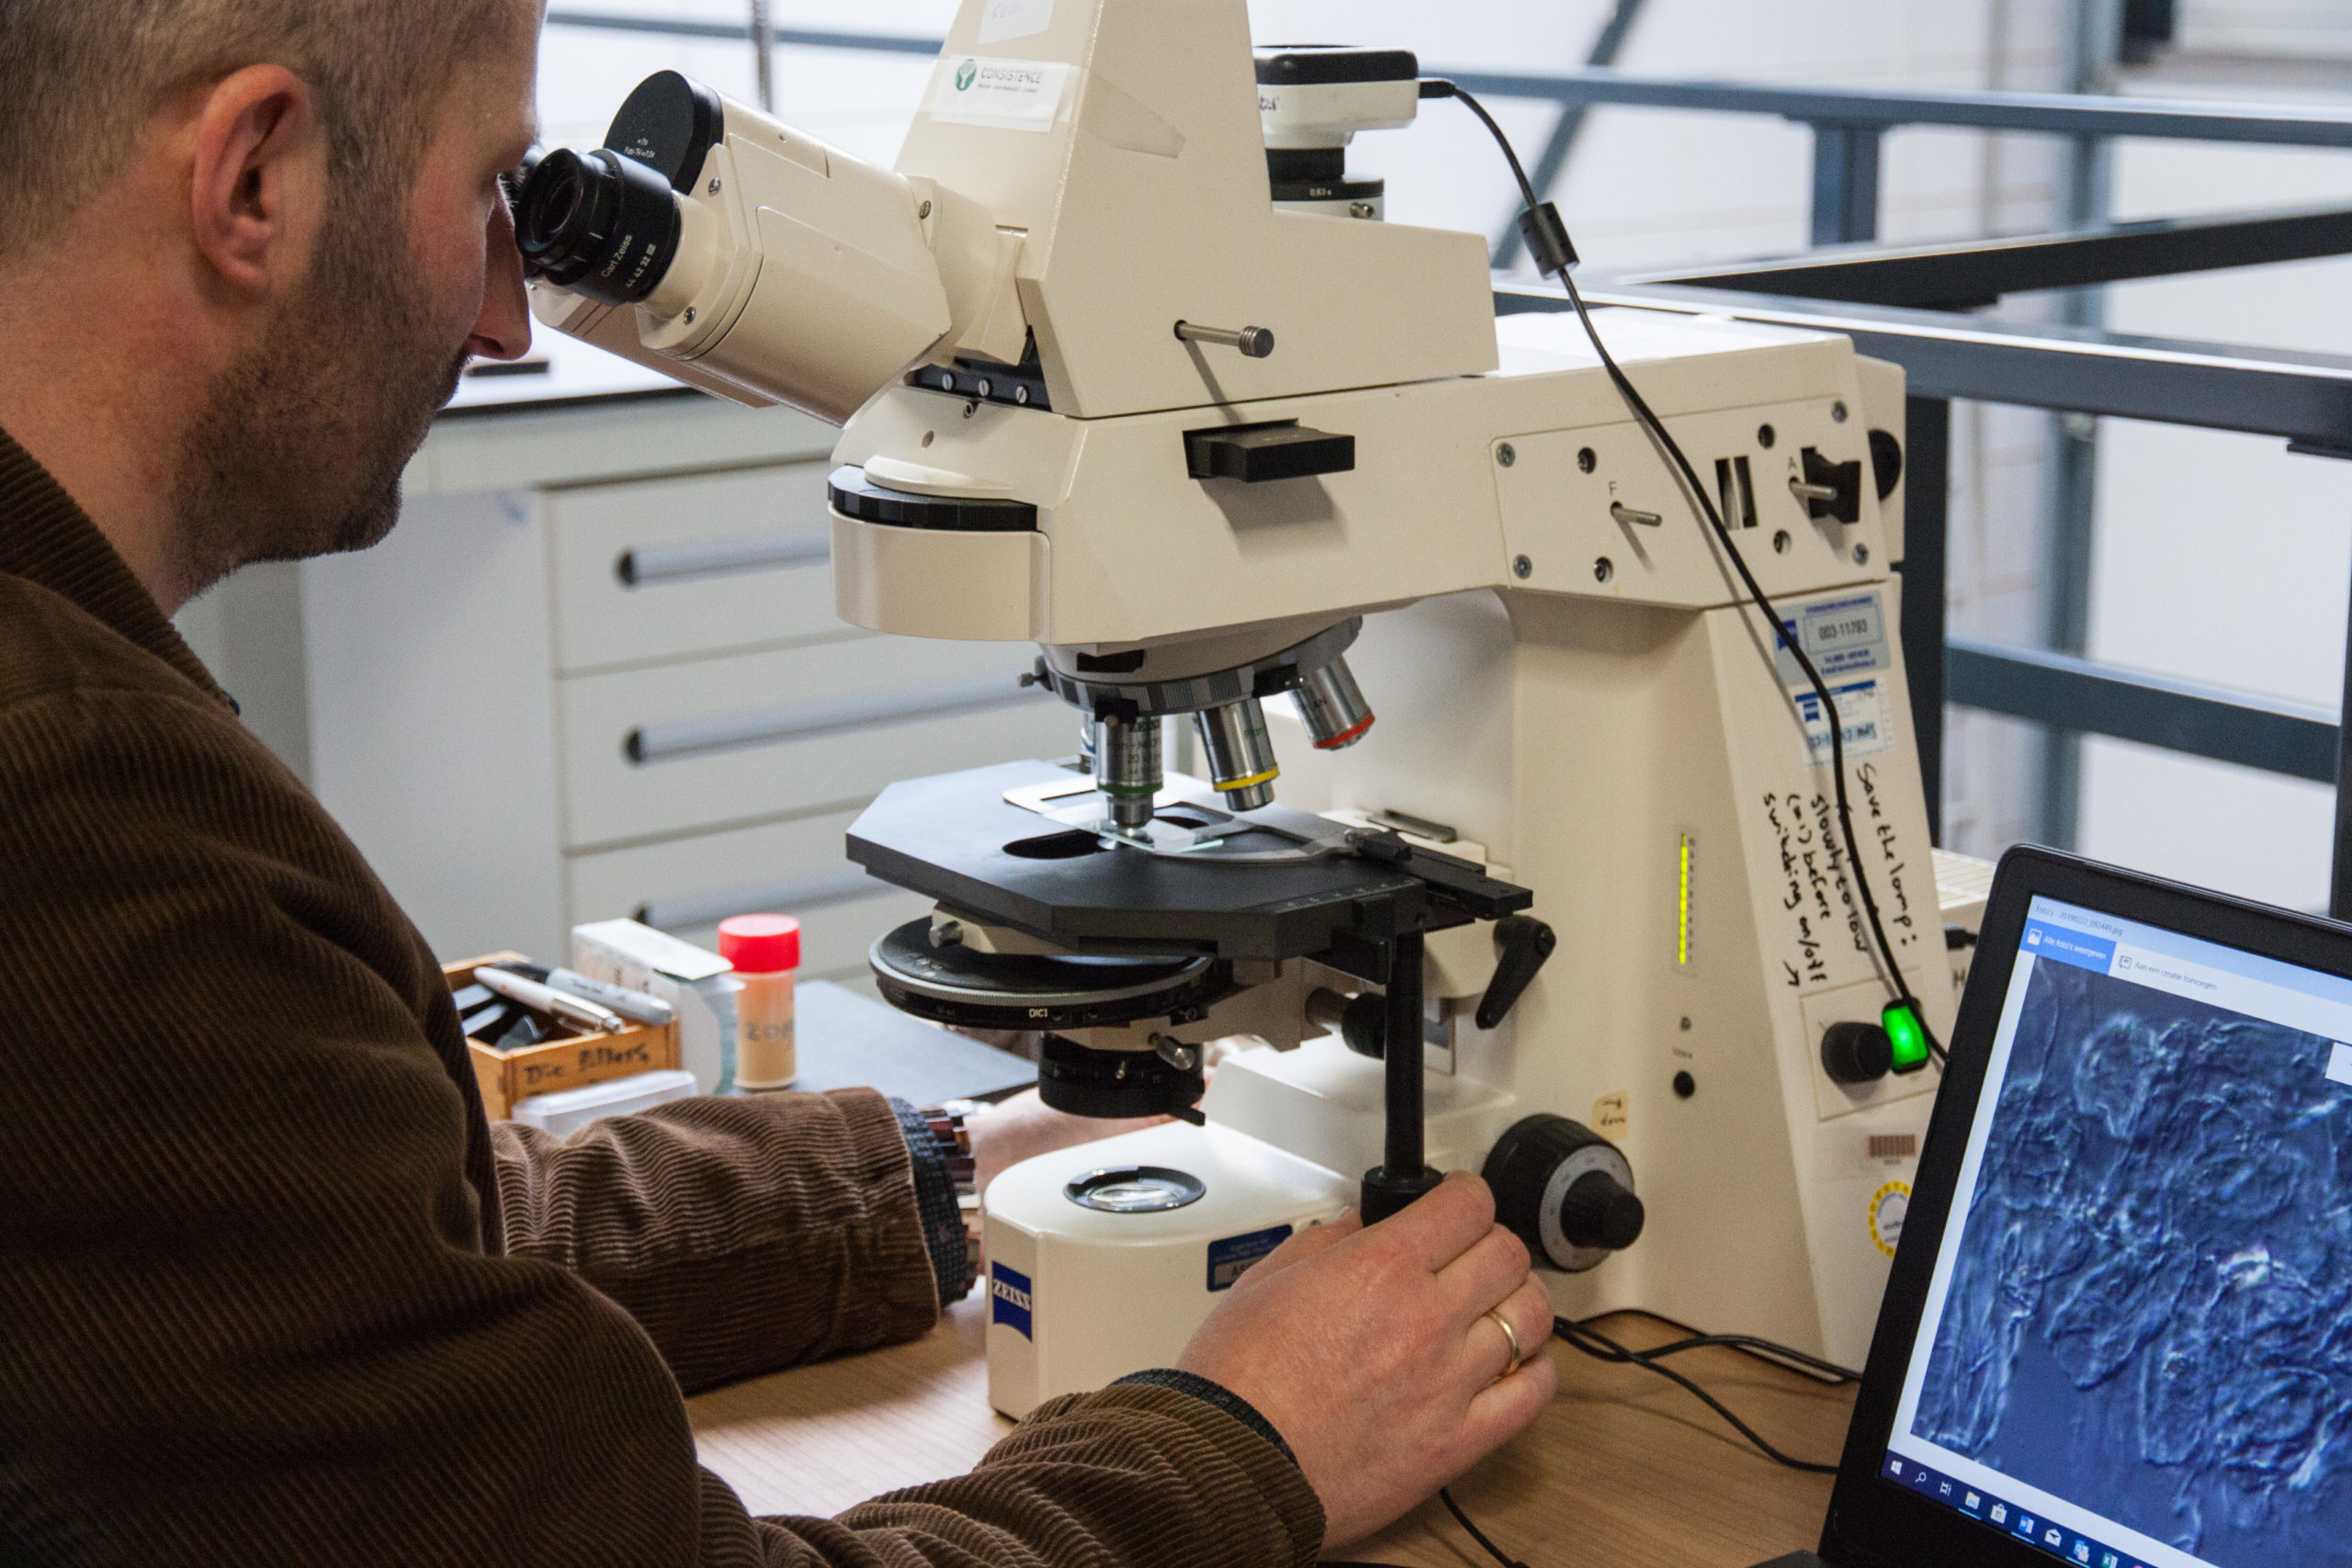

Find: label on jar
[735,976,797,1090]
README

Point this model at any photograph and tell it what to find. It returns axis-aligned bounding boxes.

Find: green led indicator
[1883,1000,1930,1075]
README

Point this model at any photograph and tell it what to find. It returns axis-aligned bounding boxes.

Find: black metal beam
[1613,204,2352,310]
[1898,398,1950,842]
[2334,564,2352,920]
[1445,67,2352,147]
[1810,126,1883,245]
[1945,637,2338,784]
[1521,284,2352,451]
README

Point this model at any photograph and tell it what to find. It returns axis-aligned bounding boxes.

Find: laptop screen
[1880,893,2352,1568]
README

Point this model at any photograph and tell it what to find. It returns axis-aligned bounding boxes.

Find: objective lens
[1194,698,1279,812]
[1293,656,1375,750]
[1094,715,1162,830]
[514,147,683,306]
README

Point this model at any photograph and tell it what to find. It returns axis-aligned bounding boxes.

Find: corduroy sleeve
[0,680,1326,1568]
[490,1089,944,1393]
[725,1384,1326,1568]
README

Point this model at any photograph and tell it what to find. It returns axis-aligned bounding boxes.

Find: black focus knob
[1558,1170,1646,1252]
[1482,1113,1642,1273]
[1821,1020,1894,1085]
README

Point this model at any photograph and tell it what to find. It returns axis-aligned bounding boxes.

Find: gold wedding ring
[1483,1308,1523,1380]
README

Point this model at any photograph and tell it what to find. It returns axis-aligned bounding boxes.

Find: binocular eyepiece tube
[514,146,684,306]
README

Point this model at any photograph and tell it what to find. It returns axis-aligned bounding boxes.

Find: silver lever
[1790,478,1840,502]
[1611,502,1663,527]
[1175,321,1275,358]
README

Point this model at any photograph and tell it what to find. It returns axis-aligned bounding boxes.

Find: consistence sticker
[990,1260,1034,1338]
[928,57,1072,132]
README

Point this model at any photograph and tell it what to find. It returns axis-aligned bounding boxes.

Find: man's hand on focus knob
[1175,1169,1556,1551]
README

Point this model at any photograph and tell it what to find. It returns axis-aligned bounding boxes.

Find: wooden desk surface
[689,1303,1854,1567]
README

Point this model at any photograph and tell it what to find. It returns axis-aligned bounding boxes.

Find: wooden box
[446,952,681,1120]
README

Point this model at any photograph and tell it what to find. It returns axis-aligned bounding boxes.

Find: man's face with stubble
[172,22,538,579]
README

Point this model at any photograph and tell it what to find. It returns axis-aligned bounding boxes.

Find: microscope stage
[847,759,1459,966]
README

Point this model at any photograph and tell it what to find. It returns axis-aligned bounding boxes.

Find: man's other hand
[1174,1170,1555,1550]
[966,1089,1171,1200]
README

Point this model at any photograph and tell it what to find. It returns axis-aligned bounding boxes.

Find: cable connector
[1515,201,1578,278]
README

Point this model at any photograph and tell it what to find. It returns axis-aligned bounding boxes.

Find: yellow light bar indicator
[1677,832,1693,968]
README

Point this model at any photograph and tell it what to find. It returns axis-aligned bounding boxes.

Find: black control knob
[1482,1113,1644,1273]
[1557,1170,1646,1252]
[1821,1021,1894,1085]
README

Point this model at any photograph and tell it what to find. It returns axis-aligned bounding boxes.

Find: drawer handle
[625,675,1050,765]
[635,865,888,933]
[616,529,831,587]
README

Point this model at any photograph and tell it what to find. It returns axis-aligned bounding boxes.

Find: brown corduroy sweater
[0,428,1322,1567]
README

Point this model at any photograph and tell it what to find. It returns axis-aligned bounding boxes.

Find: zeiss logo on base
[990,1261,1034,1339]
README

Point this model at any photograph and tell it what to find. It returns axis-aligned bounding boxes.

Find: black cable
[1556,1318,1843,1474]
[1425,80,1946,1067]
[1441,1487,1532,1568]
[1623,1330,1860,1385]
[1598,1306,1861,1384]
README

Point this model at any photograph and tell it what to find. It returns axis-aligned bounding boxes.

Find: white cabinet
[302,392,1072,983]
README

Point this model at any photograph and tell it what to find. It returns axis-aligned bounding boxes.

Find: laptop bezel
[1815,842,2352,1568]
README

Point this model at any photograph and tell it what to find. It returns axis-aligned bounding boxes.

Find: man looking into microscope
[0,2,1555,1562]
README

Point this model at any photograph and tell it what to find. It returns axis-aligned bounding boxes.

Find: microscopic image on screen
[1912,957,2352,1567]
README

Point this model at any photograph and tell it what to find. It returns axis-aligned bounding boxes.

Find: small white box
[572,919,741,1094]
[510,1068,697,1136]
[2328,1042,2352,1088]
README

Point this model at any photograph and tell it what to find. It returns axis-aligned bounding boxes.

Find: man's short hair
[0,0,530,259]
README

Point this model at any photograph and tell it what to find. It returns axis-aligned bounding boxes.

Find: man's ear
[188,65,323,298]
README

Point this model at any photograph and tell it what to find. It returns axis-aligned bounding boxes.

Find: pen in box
[473,965,626,1033]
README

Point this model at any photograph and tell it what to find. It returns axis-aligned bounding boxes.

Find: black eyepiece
[514,147,683,307]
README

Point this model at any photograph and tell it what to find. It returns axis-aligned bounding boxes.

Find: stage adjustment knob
[1820,1020,1894,1085]
[1481,1113,1645,1273]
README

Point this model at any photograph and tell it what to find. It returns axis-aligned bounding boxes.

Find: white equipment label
[929,56,1071,131]
[978,0,1055,44]
[1795,678,1894,764]
[2330,1041,2352,1087]
[1774,591,1892,688]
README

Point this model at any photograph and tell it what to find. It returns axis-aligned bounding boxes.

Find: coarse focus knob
[1820,1020,1894,1085]
[1481,1113,1645,1273]
[1557,1170,1646,1252]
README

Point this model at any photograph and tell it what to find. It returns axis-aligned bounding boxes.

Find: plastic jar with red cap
[718,913,799,1092]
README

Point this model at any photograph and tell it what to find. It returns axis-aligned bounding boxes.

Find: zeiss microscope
[518,0,1956,1418]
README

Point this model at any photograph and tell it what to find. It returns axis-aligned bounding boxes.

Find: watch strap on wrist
[892,1097,974,1305]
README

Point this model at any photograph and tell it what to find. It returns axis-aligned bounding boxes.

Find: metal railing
[539,11,2352,915]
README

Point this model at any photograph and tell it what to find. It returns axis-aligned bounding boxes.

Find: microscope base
[981,1120,1352,1418]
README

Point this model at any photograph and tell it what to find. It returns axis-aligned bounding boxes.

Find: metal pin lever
[1476,915,1557,1031]
[1790,479,1842,502]
[1611,502,1663,527]
[1175,321,1275,358]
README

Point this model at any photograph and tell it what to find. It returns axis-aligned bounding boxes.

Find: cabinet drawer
[557,635,1078,849]
[565,809,933,980]
[547,460,847,674]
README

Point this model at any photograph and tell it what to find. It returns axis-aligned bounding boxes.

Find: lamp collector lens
[514,146,684,308]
